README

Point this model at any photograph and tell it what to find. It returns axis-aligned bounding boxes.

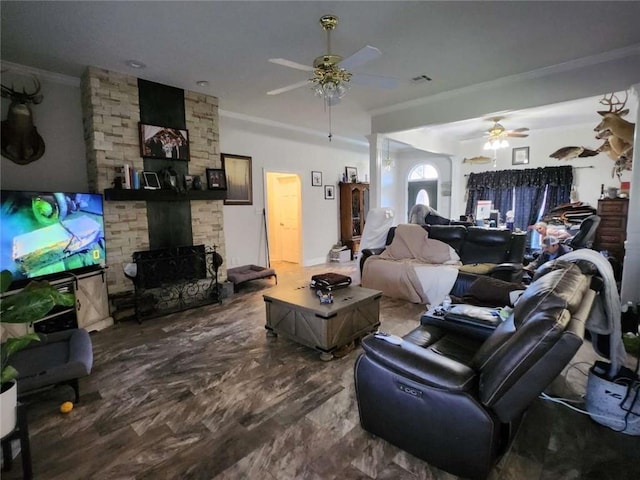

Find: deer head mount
[594,91,635,178]
[1,75,46,164]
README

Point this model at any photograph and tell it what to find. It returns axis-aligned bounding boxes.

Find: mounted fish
[462,156,493,164]
[1,75,45,164]
[549,146,599,161]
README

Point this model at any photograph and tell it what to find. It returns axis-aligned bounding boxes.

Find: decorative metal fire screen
[130,244,223,322]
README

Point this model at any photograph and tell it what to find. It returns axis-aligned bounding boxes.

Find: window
[408,164,438,181]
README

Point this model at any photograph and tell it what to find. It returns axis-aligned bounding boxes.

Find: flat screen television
[0,190,106,282]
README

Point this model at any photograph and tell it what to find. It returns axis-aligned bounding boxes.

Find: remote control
[374,332,403,345]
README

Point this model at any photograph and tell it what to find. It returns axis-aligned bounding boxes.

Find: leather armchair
[354,260,598,479]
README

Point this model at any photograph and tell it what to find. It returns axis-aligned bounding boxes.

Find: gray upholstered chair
[10,328,93,402]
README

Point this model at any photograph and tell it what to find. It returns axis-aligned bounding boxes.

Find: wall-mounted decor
[512,147,530,165]
[312,171,323,187]
[222,154,253,205]
[184,175,194,190]
[206,168,227,190]
[1,75,45,164]
[345,166,358,182]
[324,185,335,200]
[139,123,190,161]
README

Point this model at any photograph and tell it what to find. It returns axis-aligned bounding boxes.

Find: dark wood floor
[3,261,639,479]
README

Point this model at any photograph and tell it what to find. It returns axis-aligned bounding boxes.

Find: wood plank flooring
[3,261,638,479]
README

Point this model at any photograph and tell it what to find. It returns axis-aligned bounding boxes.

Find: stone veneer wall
[81,67,226,294]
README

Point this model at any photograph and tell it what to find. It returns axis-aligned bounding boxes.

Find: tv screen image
[0,191,106,281]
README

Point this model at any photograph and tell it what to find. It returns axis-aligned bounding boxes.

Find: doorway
[265,172,302,264]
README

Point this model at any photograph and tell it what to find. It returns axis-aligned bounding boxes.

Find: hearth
[128,244,223,321]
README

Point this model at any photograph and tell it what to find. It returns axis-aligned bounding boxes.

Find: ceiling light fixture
[384,139,395,171]
[483,138,509,151]
[311,15,351,106]
[196,80,209,87]
[125,60,146,69]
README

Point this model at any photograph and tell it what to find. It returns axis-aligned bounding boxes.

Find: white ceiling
[2,1,640,144]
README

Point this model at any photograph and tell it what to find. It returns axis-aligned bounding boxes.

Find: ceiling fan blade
[506,132,529,138]
[268,58,314,72]
[339,45,381,70]
[267,80,310,96]
[510,127,530,133]
[350,73,401,89]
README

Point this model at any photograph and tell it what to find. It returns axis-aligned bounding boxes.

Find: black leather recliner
[354,260,598,480]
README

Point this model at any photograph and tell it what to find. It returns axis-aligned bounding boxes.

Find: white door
[277,175,301,263]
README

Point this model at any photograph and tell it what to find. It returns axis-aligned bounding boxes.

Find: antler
[598,91,628,115]
[0,75,42,103]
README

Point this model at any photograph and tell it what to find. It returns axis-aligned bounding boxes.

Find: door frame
[264,170,302,264]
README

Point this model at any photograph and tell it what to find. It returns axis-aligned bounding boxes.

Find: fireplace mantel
[104,188,226,202]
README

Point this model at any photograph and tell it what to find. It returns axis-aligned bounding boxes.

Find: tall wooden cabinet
[594,198,628,263]
[339,182,369,259]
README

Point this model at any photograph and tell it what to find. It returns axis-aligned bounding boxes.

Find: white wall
[1,68,86,192]
[383,151,453,222]
[220,115,369,267]
[454,122,634,219]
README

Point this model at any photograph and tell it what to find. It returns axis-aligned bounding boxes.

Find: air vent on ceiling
[411,74,432,84]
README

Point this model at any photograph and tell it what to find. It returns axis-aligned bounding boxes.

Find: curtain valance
[466,166,573,191]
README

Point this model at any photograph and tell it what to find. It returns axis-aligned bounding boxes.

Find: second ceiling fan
[267,14,400,104]
[483,119,529,150]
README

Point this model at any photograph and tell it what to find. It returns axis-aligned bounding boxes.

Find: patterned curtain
[466,166,573,227]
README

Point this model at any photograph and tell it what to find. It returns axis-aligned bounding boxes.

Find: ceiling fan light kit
[482,120,529,151]
[268,14,398,140]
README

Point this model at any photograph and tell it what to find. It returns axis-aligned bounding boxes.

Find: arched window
[408,164,438,181]
[408,164,439,211]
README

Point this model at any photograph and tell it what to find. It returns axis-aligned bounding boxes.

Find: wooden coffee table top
[263,284,382,318]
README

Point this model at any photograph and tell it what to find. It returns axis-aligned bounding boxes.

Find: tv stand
[0,268,113,339]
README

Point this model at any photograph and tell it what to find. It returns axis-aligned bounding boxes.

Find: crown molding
[1,60,80,87]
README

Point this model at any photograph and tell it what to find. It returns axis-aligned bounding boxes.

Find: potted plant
[0,269,74,437]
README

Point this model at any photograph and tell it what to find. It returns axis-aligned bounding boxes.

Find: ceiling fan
[267,14,400,104]
[483,118,529,150]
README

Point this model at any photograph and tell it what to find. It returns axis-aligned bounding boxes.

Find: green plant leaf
[0,270,12,294]
[1,280,74,324]
[1,365,18,385]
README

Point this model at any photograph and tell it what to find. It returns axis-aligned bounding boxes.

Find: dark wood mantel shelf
[104,188,227,202]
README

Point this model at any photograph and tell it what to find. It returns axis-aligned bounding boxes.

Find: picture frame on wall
[312,171,322,187]
[206,168,227,190]
[324,185,335,200]
[139,123,190,161]
[222,153,253,205]
[512,146,530,165]
[345,166,358,182]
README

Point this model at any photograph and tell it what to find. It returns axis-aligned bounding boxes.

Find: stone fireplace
[80,67,226,294]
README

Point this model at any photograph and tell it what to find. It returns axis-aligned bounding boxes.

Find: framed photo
[345,166,358,182]
[222,153,252,205]
[142,171,161,190]
[312,171,323,187]
[512,146,530,165]
[324,184,335,200]
[206,168,227,190]
[139,122,190,161]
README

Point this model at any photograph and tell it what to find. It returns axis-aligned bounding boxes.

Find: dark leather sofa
[361,225,527,296]
[354,259,599,479]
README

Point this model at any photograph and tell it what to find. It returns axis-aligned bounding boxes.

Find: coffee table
[263,284,382,360]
